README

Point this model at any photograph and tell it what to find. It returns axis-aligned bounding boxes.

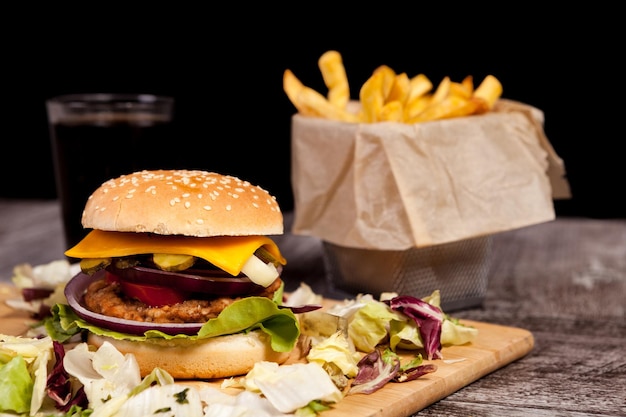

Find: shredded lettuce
[0,355,33,413]
[347,300,404,353]
[241,361,343,413]
[7,260,78,320]
[11,260,77,290]
[441,317,479,345]
[349,349,400,395]
[0,334,54,415]
[386,295,444,360]
[112,383,204,417]
[63,341,142,410]
[306,331,359,378]
[389,319,424,351]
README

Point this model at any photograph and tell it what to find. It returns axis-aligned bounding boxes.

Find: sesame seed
[203,205,212,210]
[182,193,190,198]
[196,219,204,224]
[184,201,191,208]
[226,204,232,211]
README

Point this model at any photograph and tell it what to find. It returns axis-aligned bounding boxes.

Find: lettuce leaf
[347,300,404,353]
[197,297,300,352]
[0,356,33,413]
[48,297,300,353]
[387,295,444,360]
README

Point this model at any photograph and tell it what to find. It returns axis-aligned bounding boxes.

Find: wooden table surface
[1,198,625,416]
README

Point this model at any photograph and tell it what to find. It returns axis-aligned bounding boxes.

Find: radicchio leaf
[386,295,444,360]
[349,349,400,395]
[46,341,88,412]
[278,304,323,314]
[394,364,437,383]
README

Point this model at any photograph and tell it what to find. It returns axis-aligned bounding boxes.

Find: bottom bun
[88,331,291,379]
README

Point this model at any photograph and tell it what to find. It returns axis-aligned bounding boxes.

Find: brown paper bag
[290,99,569,250]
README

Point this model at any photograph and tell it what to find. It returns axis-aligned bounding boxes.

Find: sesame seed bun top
[81,170,284,237]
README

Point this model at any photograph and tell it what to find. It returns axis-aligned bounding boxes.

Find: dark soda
[50,113,176,251]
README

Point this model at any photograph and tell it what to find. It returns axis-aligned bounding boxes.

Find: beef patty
[83,277,283,323]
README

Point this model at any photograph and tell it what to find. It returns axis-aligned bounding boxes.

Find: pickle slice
[80,257,111,275]
[113,256,140,269]
[152,253,196,271]
[255,246,280,266]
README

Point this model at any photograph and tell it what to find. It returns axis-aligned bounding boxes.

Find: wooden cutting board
[0,284,534,416]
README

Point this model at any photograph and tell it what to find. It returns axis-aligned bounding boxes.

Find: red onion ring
[106,264,264,296]
[64,270,203,336]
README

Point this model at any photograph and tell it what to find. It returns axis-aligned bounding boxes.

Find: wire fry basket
[322,236,492,311]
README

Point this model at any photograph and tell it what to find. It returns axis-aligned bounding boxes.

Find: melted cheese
[65,230,286,276]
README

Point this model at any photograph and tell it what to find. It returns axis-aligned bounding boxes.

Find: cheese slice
[65,230,286,277]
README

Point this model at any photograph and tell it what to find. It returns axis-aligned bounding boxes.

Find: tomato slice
[106,271,188,307]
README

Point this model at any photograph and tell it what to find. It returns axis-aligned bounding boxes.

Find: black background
[3,7,623,218]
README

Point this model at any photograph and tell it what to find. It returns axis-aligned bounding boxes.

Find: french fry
[318,50,350,109]
[284,51,503,124]
[298,87,359,122]
[386,72,411,104]
[429,76,452,105]
[461,75,474,94]
[284,69,357,122]
[379,101,404,122]
[450,76,473,99]
[473,75,503,111]
[408,95,478,124]
[373,65,397,100]
[283,69,309,114]
[407,74,433,103]
[359,70,386,123]
[405,74,433,120]
[404,94,431,120]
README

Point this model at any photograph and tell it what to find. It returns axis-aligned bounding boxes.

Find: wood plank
[0,284,534,416]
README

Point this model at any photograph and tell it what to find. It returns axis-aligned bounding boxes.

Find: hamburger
[50,169,300,379]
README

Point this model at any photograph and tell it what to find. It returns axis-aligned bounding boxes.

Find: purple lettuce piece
[349,349,400,395]
[47,341,88,412]
[63,386,88,411]
[394,364,438,383]
[386,295,444,360]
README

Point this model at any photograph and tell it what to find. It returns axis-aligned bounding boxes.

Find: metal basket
[322,236,492,311]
